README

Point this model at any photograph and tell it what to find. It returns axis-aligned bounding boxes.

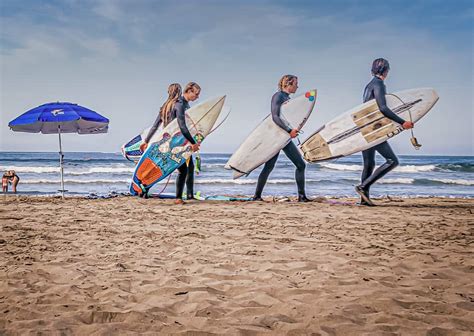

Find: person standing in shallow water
[253,75,310,202]
[355,58,414,206]
[2,170,19,193]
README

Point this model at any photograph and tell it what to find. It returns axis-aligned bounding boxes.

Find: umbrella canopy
[8,102,109,198]
[8,102,109,134]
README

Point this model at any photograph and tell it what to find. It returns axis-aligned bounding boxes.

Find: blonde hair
[160,83,182,126]
[184,82,201,93]
[278,75,297,91]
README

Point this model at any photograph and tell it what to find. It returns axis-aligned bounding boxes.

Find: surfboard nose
[419,88,439,103]
[418,88,439,113]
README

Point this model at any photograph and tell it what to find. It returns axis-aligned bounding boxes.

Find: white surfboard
[225,90,317,179]
[301,88,439,162]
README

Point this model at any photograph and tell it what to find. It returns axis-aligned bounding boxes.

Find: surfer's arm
[271,94,292,133]
[176,103,197,145]
[374,83,405,125]
[143,114,162,144]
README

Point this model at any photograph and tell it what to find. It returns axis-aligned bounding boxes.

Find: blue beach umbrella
[9,102,109,197]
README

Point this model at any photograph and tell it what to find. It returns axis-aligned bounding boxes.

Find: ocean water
[0,151,473,198]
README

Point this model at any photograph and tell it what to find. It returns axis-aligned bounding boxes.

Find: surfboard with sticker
[300,88,438,162]
[130,96,226,196]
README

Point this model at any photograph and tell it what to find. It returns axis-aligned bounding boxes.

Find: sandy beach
[1,196,473,335]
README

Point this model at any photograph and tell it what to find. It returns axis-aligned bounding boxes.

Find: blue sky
[1,0,473,155]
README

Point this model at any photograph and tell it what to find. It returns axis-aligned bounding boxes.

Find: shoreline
[2,193,474,200]
[1,196,473,334]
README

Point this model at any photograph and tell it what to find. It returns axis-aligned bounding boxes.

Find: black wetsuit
[174,97,197,200]
[144,112,164,145]
[144,99,194,143]
[360,76,405,195]
[254,91,307,199]
[143,97,196,199]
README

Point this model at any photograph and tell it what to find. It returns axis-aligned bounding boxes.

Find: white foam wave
[21,178,322,185]
[395,165,436,173]
[21,179,130,184]
[379,178,415,184]
[319,163,361,171]
[201,163,226,168]
[194,178,324,185]
[70,167,134,174]
[0,166,134,174]
[431,178,474,186]
[1,166,60,173]
[319,163,436,173]
[17,177,474,187]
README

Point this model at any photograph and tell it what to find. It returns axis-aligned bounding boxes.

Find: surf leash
[183,99,229,175]
[195,154,201,175]
[184,96,227,134]
[389,94,422,150]
[325,99,421,145]
[155,174,173,196]
[295,129,304,146]
[209,107,231,135]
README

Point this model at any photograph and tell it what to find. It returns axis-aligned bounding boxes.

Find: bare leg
[12,176,19,193]
[2,177,8,193]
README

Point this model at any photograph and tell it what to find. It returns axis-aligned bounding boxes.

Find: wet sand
[1,196,473,335]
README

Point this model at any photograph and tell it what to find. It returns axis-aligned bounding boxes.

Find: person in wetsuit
[355,58,414,206]
[140,82,200,203]
[141,83,182,148]
[253,75,310,202]
[173,82,201,204]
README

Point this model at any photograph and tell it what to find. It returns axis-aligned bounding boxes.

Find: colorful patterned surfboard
[129,96,226,196]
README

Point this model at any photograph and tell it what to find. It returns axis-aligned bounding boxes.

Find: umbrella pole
[58,125,65,198]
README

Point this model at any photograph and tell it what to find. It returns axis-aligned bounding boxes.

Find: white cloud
[92,0,124,21]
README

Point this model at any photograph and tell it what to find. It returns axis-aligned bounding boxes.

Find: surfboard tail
[136,158,164,186]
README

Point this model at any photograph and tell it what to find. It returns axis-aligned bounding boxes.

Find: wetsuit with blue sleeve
[359,76,405,197]
[254,91,307,200]
[174,96,196,200]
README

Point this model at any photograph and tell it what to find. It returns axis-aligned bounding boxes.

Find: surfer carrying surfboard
[173,82,201,204]
[253,75,310,202]
[139,82,201,203]
[140,83,183,150]
[355,58,414,206]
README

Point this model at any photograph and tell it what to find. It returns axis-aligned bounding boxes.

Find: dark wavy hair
[371,58,390,76]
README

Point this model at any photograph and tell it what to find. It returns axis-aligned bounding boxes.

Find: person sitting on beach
[355,58,414,206]
[2,170,20,193]
[140,82,201,204]
[252,75,310,202]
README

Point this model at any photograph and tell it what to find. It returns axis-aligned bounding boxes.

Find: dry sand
[1,196,473,335]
